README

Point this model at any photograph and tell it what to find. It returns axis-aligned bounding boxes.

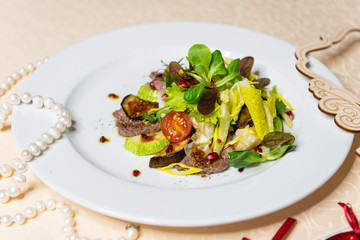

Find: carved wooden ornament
[295,27,360,155]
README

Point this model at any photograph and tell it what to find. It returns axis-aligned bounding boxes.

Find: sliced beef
[179,145,233,175]
[113,108,161,137]
[149,71,165,80]
[153,80,166,91]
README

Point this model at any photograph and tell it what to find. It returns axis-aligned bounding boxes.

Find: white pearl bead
[0,82,10,91]
[45,198,56,210]
[41,132,54,144]
[8,185,20,197]
[1,102,12,114]
[0,111,8,121]
[20,149,33,162]
[52,103,64,114]
[26,63,35,72]
[64,216,75,227]
[62,226,74,236]
[9,93,21,105]
[19,67,27,76]
[56,201,65,210]
[6,76,15,85]
[61,205,71,215]
[0,189,9,203]
[28,142,42,156]
[21,92,32,103]
[55,122,66,132]
[32,95,44,108]
[11,157,22,168]
[69,234,77,240]
[44,97,55,109]
[35,59,42,66]
[49,126,62,139]
[126,226,139,240]
[59,117,72,128]
[14,213,25,225]
[65,210,74,217]
[0,164,13,177]
[34,138,47,151]
[11,71,20,80]
[1,215,13,227]
[60,110,72,120]
[12,173,26,186]
[35,200,46,212]
[43,57,49,63]
[14,160,28,173]
[24,207,37,218]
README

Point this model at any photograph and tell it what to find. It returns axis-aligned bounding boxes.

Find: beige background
[1,0,360,239]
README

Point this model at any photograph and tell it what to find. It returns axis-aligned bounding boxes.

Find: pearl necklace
[0,59,140,240]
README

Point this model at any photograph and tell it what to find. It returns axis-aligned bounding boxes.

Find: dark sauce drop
[140,133,154,142]
[99,136,110,143]
[107,93,119,100]
[132,169,141,177]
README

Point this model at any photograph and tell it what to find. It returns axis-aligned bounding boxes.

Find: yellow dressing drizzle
[158,163,203,176]
[271,92,294,111]
[148,108,159,114]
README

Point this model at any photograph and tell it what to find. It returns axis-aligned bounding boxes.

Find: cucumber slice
[124,131,170,156]
[137,84,159,103]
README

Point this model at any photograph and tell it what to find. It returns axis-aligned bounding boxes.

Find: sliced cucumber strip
[124,131,170,156]
[137,84,159,103]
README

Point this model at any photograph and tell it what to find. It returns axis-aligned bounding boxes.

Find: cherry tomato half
[161,111,192,142]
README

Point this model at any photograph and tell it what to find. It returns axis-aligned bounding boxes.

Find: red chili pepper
[243,217,296,240]
[272,217,296,240]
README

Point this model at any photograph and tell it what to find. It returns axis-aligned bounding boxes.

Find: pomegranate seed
[149,78,160,89]
[286,111,294,121]
[238,168,244,173]
[179,80,188,88]
[253,147,262,153]
[162,93,168,99]
[206,152,219,161]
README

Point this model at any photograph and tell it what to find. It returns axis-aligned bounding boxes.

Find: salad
[113,44,295,175]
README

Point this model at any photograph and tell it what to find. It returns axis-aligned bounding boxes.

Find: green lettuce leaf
[164,83,221,125]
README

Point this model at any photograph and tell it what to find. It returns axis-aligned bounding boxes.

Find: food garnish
[113,44,295,175]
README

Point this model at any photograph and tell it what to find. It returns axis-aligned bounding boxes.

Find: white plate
[12,22,354,227]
